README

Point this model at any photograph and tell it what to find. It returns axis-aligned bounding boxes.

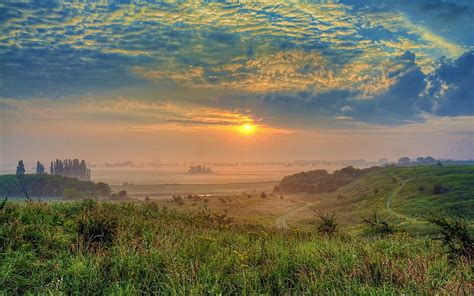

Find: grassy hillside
[0,200,472,295]
[107,166,474,235]
[280,165,474,233]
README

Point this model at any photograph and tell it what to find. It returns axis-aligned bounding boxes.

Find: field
[1,166,473,294]
[133,166,474,233]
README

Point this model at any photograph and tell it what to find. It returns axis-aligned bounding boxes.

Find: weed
[315,211,337,236]
[429,215,473,261]
[363,211,395,236]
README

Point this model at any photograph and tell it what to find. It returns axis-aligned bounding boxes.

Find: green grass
[296,166,474,234]
[0,199,472,295]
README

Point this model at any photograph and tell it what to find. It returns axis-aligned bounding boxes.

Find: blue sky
[0,1,473,162]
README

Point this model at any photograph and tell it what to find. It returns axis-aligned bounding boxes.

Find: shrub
[316,211,337,236]
[62,188,83,200]
[260,192,267,198]
[0,196,7,210]
[432,183,449,195]
[212,212,233,226]
[118,190,128,199]
[95,182,111,196]
[428,215,473,261]
[363,211,395,236]
[77,209,118,251]
[172,195,184,205]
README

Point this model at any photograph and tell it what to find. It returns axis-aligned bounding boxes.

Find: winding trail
[385,179,418,223]
[276,179,418,229]
[276,201,314,229]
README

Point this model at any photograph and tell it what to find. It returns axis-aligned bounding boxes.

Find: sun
[239,123,256,135]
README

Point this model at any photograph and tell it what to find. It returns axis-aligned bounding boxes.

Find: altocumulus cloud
[0,1,473,127]
[262,51,474,125]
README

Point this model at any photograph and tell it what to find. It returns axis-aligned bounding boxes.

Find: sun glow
[239,123,256,135]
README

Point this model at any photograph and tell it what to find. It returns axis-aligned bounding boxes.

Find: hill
[279,165,474,233]
[275,166,381,194]
[0,174,111,199]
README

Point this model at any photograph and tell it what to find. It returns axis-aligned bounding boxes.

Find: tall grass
[0,200,472,295]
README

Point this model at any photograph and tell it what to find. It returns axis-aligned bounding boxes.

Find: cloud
[428,51,474,116]
[0,1,472,129]
[260,50,474,125]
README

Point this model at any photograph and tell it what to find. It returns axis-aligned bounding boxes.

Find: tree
[397,157,411,166]
[36,161,45,174]
[16,160,25,177]
[118,190,127,199]
[62,188,83,200]
[95,182,111,196]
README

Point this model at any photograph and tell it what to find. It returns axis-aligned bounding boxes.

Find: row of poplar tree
[16,159,91,181]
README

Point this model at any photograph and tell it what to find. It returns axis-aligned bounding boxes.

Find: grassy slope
[293,166,474,233]
[0,200,472,295]
[119,166,473,234]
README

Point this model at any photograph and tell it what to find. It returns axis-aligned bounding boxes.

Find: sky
[0,0,473,163]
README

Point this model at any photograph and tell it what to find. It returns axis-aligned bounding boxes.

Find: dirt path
[385,179,419,223]
[276,201,314,229]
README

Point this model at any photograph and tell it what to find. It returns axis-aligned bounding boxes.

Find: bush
[429,215,473,261]
[77,208,118,251]
[172,195,184,205]
[432,183,449,195]
[363,211,395,236]
[95,182,111,196]
[62,188,83,200]
[260,192,267,198]
[118,190,127,199]
[316,211,337,236]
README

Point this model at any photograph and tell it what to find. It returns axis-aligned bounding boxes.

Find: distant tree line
[0,174,111,198]
[15,159,91,181]
[50,159,91,181]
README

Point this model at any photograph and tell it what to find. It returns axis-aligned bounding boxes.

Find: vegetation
[363,211,396,236]
[429,215,473,261]
[277,166,380,194]
[0,174,111,198]
[315,211,337,236]
[277,165,474,234]
[49,159,91,181]
[0,199,472,294]
[16,160,25,177]
[35,161,45,174]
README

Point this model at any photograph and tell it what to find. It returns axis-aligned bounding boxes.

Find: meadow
[1,199,472,295]
[1,166,473,295]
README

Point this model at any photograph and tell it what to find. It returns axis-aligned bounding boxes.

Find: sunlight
[239,123,256,135]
